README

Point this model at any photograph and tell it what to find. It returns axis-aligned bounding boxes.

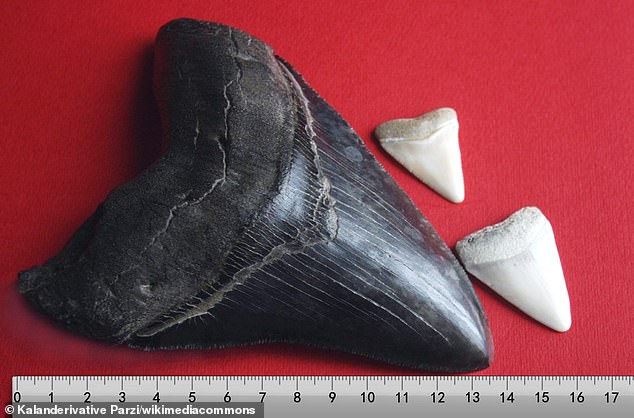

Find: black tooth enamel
[18,18,492,371]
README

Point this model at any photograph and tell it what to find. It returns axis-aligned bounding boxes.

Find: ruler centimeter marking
[11,375,634,418]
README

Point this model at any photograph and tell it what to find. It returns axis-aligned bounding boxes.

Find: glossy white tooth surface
[456,207,571,332]
[375,108,464,203]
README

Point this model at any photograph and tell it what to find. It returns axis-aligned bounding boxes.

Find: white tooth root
[375,107,464,203]
[455,207,571,332]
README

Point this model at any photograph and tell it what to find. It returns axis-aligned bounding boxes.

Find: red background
[1,0,633,400]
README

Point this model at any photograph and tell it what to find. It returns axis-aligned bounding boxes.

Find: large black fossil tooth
[18,18,492,371]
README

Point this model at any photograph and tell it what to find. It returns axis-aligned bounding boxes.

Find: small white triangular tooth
[455,207,572,332]
[375,108,464,203]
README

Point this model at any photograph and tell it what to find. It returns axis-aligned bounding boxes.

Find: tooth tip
[546,309,572,332]
[436,179,465,203]
[552,322,572,333]
[441,191,464,204]
[376,108,464,203]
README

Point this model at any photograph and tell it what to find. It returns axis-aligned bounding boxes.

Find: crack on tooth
[216,29,243,183]
[193,117,199,149]
[222,79,233,142]
[220,79,233,186]
[229,28,244,97]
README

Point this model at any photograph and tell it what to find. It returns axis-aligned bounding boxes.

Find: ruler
[11,375,634,418]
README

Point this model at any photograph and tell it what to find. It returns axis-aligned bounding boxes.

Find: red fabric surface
[1,0,633,400]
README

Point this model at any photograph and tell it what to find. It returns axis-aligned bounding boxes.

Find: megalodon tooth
[18,18,492,371]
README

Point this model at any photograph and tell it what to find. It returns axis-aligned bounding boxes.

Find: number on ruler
[431,391,445,403]
[361,391,375,403]
[535,391,550,403]
[259,391,266,403]
[605,391,619,403]
[466,391,480,403]
[293,391,301,403]
[396,391,408,403]
[13,392,21,403]
[570,392,584,403]
[224,392,231,403]
[328,391,336,403]
[48,392,53,403]
[188,391,196,403]
[118,392,126,403]
[84,391,91,403]
[500,392,514,404]
[153,392,160,403]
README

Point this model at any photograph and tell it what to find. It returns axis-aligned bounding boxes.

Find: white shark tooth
[375,108,464,203]
[455,207,571,332]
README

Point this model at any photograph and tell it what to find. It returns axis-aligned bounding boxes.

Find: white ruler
[11,375,634,418]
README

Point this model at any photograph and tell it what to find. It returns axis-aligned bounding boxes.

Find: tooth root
[456,207,572,332]
[375,108,465,203]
